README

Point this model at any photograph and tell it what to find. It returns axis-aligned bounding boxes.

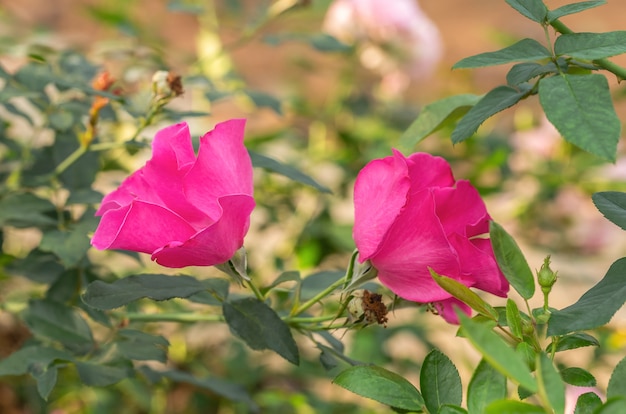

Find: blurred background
[1,0,626,412]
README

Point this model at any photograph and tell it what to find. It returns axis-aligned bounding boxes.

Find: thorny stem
[246,278,266,301]
[550,19,626,81]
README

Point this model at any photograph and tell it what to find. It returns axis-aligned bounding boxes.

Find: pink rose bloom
[323,0,442,92]
[91,119,255,268]
[353,151,508,323]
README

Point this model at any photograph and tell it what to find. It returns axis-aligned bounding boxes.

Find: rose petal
[184,119,253,221]
[457,237,509,297]
[405,152,455,192]
[353,149,411,260]
[373,189,467,303]
[141,122,210,227]
[432,180,491,237]
[152,194,255,267]
[433,297,471,324]
[95,170,162,216]
[91,200,196,253]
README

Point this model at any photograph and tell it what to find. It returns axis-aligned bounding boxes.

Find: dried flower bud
[152,70,184,98]
[348,290,388,327]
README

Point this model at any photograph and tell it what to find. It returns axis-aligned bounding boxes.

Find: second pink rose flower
[353,150,509,323]
[91,119,255,268]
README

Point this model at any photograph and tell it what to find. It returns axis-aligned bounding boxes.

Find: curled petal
[185,119,253,221]
[433,297,471,324]
[405,152,455,191]
[152,195,256,267]
[91,200,196,253]
[433,180,491,238]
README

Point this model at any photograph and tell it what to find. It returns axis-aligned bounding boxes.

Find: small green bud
[537,255,557,291]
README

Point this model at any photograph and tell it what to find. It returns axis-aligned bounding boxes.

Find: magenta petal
[457,236,509,297]
[184,119,253,221]
[96,171,162,216]
[405,152,455,191]
[91,200,196,253]
[433,180,491,237]
[152,194,255,267]
[141,123,209,226]
[353,150,411,260]
[373,190,465,303]
[433,297,471,324]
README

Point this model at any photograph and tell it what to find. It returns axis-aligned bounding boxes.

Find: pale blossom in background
[564,385,603,413]
[323,0,443,94]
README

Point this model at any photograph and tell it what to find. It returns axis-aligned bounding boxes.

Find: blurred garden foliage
[1,0,626,413]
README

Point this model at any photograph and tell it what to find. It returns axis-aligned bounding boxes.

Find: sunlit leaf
[490,221,535,299]
[451,86,529,143]
[459,313,537,392]
[547,1,606,22]
[453,39,551,69]
[592,192,626,230]
[468,359,507,414]
[505,0,547,22]
[333,365,425,411]
[420,349,462,414]
[399,94,480,148]
[548,258,626,335]
[555,31,626,60]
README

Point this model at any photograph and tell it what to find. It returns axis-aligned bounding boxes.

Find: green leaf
[34,366,57,400]
[22,299,94,352]
[485,400,545,413]
[593,397,626,413]
[468,359,507,414]
[516,342,537,373]
[555,31,626,60]
[439,405,468,414]
[540,74,620,161]
[223,297,299,365]
[333,365,425,411]
[249,150,331,193]
[489,221,535,299]
[116,329,169,363]
[187,278,230,306]
[82,274,207,310]
[560,367,596,387]
[506,62,558,86]
[607,356,626,399]
[40,214,98,267]
[420,349,462,414]
[505,299,524,340]
[262,270,301,295]
[453,39,551,69]
[399,94,481,148]
[537,352,565,414]
[451,86,529,143]
[547,257,626,335]
[546,333,599,353]
[547,1,606,22]
[505,0,548,22]
[458,312,537,392]
[430,269,498,320]
[75,360,134,386]
[0,345,72,376]
[574,392,603,414]
[592,192,626,230]
[0,193,57,228]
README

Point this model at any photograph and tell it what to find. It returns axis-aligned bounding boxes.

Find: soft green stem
[54,145,87,176]
[550,19,626,80]
[283,314,339,324]
[246,278,266,301]
[291,275,348,316]
[124,312,224,323]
